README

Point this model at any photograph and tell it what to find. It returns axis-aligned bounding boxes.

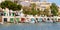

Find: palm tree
[50,3,58,16]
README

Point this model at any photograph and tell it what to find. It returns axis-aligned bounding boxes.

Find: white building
[0,0,5,3]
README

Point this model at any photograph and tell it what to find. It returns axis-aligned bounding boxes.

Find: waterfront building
[0,8,59,24]
[0,0,60,24]
[0,8,24,23]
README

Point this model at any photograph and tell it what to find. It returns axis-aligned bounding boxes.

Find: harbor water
[0,22,60,30]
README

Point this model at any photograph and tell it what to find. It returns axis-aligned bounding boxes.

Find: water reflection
[0,23,60,30]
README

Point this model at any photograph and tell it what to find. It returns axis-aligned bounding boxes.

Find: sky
[31,0,60,6]
[20,0,60,6]
[0,0,59,6]
[41,0,60,6]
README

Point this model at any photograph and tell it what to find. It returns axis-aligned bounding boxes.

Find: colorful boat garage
[0,8,60,24]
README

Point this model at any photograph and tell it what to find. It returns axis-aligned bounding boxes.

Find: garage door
[10,18,14,23]
[4,18,7,22]
[16,18,19,22]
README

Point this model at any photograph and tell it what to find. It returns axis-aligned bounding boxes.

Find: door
[10,18,14,23]
[4,18,7,22]
[16,18,19,22]
[21,18,25,23]
[0,17,2,22]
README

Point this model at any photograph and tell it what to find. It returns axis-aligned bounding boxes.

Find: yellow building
[19,0,52,16]
[20,0,51,10]
[58,6,60,16]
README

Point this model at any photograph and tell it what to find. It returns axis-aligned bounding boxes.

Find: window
[46,3,50,5]
[4,13,6,16]
[41,6,46,9]
[4,18,7,22]
[12,13,15,16]
[9,12,11,16]
[40,3,50,5]
[0,12,3,16]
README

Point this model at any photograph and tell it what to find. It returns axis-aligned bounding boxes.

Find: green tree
[0,1,22,11]
[44,9,50,16]
[23,7,38,15]
[0,1,22,23]
[31,3,38,16]
[50,3,58,16]
[31,3,36,10]
[40,10,44,16]
[31,10,38,16]
[23,3,38,16]
[23,10,32,15]
[23,6,31,15]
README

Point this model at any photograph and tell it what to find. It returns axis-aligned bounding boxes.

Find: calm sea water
[0,22,60,30]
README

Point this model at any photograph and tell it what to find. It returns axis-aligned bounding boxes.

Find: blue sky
[21,0,60,6]
[41,0,60,6]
